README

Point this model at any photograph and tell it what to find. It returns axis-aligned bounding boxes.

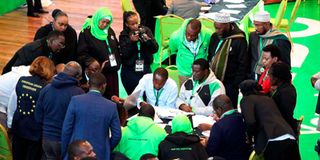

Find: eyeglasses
[54,40,65,49]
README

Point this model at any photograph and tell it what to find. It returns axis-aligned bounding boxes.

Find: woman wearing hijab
[77,7,121,99]
[34,9,77,64]
[158,114,208,160]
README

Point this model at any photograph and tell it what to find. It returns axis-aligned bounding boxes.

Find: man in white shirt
[134,67,178,109]
[0,66,31,128]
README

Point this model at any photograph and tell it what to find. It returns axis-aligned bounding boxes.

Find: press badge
[109,54,117,67]
[135,60,144,72]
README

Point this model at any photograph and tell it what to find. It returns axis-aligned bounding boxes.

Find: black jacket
[208,23,248,85]
[119,26,158,70]
[206,112,249,160]
[12,76,47,141]
[2,38,60,74]
[158,132,208,160]
[34,23,77,63]
[272,82,298,136]
[133,0,167,33]
[77,27,121,73]
[248,30,291,79]
[240,94,295,154]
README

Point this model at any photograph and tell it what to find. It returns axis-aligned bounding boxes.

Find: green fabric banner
[0,0,26,16]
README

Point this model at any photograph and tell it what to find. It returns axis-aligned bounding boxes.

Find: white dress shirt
[133,74,178,109]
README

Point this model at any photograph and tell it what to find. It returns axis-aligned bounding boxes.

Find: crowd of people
[0,1,312,159]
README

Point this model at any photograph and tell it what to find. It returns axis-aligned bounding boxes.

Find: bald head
[63,61,82,78]
[213,95,234,118]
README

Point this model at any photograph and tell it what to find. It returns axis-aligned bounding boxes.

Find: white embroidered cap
[254,11,270,22]
[213,12,231,23]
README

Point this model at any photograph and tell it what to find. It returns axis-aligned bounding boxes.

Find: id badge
[254,63,264,75]
[109,54,117,67]
[135,60,144,72]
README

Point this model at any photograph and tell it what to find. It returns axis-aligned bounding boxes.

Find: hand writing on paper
[179,104,193,112]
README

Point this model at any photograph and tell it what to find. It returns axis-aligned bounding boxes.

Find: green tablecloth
[0,0,26,15]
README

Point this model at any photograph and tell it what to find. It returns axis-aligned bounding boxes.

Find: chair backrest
[274,0,288,29]
[198,17,215,34]
[288,0,301,28]
[154,14,184,65]
[120,0,134,12]
[249,150,264,160]
[158,14,184,47]
[165,65,180,87]
[0,124,12,160]
[297,115,304,137]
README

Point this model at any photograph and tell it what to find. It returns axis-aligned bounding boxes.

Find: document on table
[223,0,244,3]
[123,90,141,108]
[226,4,247,9]
[201,6,211,12]
[154,107,194,119]
[219,9,241,15]
[192,115,215,128]
[201,12,239,22]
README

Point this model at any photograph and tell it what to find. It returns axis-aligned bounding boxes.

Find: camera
[134,26,149,42]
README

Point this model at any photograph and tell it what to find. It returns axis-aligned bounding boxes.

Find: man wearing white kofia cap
[208,12,248,107]
[248,11,291,80]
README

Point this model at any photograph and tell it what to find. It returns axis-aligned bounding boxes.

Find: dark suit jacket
[316,91,320,114]
[2,39,59,74]
[61,91,121,160]
[208,23,248,86]
[206,112,249,160]
[272,82,298,136]
[34,23,77,63]
[240,94,295,154]
[248,31,291,79]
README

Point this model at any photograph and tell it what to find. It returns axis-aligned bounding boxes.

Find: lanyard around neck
[188,81,200,105]
[215,40,223,54]
[137,41,141,59]
[105,39,112,55]
[153,88,163,106]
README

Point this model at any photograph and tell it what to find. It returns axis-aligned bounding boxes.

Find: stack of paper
[192,115,215,128]
[223,0,244,3]
[154,107,194,119]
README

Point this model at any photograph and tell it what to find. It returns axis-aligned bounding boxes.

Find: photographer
[120,11,158,95]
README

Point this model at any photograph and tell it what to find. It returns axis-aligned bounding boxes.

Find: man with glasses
[2,30,66,74]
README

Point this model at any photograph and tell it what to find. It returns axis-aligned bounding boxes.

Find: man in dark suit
[61,72,121,160]
[239,80,300,160]
[206,95,249,160]
[2,31,66,74]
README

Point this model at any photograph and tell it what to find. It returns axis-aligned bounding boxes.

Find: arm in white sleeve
[7,90,17,128]
[315,79,320,90]
[133,75,147,109]
[176,83,189,109]
[164,82,178,109]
